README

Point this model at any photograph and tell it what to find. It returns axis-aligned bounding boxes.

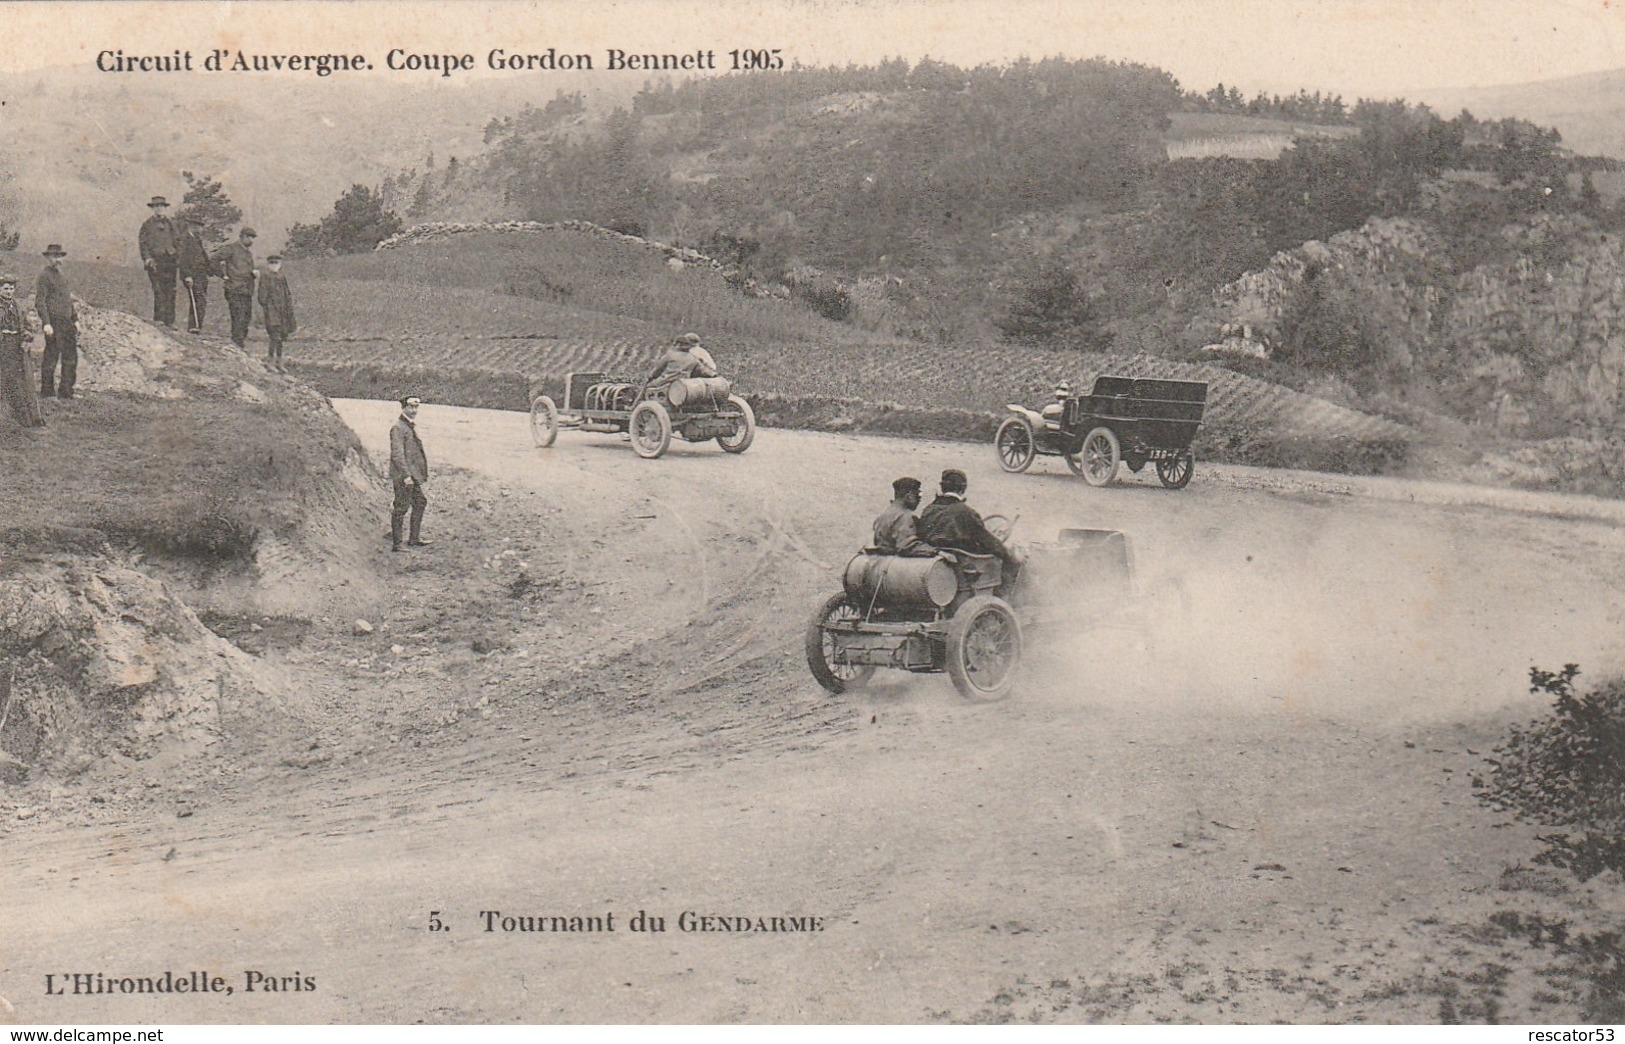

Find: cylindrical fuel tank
[667,376,732,408]
[842,553,958,609]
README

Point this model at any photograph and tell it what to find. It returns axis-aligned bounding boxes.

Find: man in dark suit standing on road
[138,196,179,327]
[389,395,432,552]
[34,244,78,400]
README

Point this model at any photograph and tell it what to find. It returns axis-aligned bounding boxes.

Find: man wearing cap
[644,332,718,395]
[872,477,937,557]
[138,196,180,327]
[177,213,213,333]
[211,227,257,349]
[388,395,431,552]
[257,254,295,372]
[34,244,78,400]
[0,274,44,428]
[918,469,1021,574]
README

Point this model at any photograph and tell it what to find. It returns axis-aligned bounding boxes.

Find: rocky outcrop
[0,555,284,779]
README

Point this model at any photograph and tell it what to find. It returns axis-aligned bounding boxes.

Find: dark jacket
[212,241,256,296]
[389,415,428,485]
[918,494,1015,562]
[33,267,75,325]
[257,270,295,332]
[178,230,213,281]
[139,214,178,260]
[0,296,32,343]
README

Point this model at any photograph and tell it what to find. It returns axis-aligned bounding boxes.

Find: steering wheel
[981,513,1018,544]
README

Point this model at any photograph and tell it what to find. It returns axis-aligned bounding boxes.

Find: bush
[1477,665,1625,881]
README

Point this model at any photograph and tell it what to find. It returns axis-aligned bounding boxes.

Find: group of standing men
[139,196,296,369]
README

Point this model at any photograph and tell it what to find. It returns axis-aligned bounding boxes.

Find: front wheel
[805,592,876,695]
[945,595,1022,702]
[529,395,558,448]
[1156,450,1194,490]
[995,416,1036,473]
[715,395,756,454]
[629,400,673,459]
[1080,426,1121,487]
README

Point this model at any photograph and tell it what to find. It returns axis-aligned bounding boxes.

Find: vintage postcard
[3,0,1625,1031]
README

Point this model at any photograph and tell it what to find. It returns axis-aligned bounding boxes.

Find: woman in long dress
[0,275,45,428]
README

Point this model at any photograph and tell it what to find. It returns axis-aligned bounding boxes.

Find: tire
[994,416,1036,473]
[629,400,672,459]
[805,592,876,695]
[715,395,756,454]
[1080,426,1120,487]
[529,395,558,448]
[1156,450,1194,490]
[945,595,1022,702]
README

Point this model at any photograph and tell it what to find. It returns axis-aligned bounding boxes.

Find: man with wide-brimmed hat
[34,244,78,399]
[177,212,213,333]
[138,195,179,327]
[211,226,257,348]
[0,273,44,428]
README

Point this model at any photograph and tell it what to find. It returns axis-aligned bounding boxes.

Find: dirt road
[7,401,1625,1024]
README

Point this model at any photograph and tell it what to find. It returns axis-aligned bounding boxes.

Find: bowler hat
[0,275,16,287]
[240,227,257,238]
[266,254,283,263]
[892,476,922,496]
[940,468,968,492]
[41,244,66,257]
[148,196,169,207]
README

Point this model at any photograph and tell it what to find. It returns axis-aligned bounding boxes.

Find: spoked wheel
[1080,426,1121,487]
[715,394,756,454]
[1063,450,1086,476]
[994,416,1036,473]
[945,595,1022,702]
[529,395,558,448]
[629,400,673,459]
[1156,450,1194,490]
[805,592,876,695]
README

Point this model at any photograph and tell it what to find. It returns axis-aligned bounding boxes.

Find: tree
[177,171,243,246]
[283,184,404,257]
[997,262,1113,348]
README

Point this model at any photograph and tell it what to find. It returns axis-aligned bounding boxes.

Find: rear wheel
[945,595,1022,701]
[995,416,1036,473]
[805,593,876,695]
[529,395,558,448]
[1156,450,1194,489]
[1080,427,1120,487]
[629,400,672,459]
[715,395,756,453]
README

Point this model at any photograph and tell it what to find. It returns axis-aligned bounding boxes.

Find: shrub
[1476,665,1625,881]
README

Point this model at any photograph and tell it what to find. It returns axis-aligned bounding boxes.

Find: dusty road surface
[8,400,1625,1024]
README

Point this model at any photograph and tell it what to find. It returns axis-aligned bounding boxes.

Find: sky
[3,0,1623,98]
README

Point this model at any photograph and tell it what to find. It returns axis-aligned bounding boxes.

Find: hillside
[0,66,625,259]
[1418,68,1625,160]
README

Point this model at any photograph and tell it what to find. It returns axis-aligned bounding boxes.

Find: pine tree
[177,171,243,246]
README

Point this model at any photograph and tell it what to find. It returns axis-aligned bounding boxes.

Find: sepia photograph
[2,0,1625,1028]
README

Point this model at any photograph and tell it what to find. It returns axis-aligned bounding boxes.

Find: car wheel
[805,592,876,694]
[629,400,672,459]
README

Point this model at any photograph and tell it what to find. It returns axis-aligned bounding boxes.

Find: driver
[645,332,718,395]
[1040,381,1072,428]
[917,469,1022,582]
